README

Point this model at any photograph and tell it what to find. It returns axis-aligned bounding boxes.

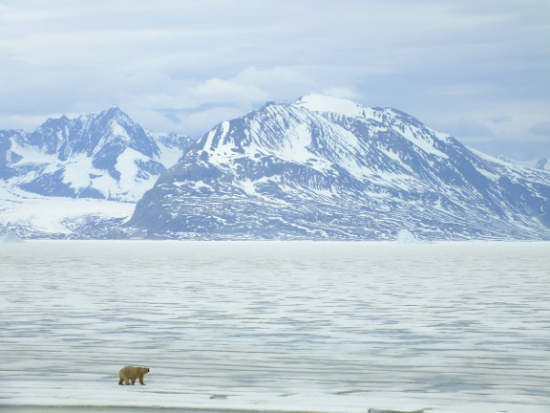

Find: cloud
[184,106,248,136]
[190,78,268,104]
[442,118,494,139]
[230,66,318,100]
[530,121,550,137]
[491,116,512,124]
[118,66,364,135]
[322,87,359,100]
[122,67,319,134]
[0,0,549,160]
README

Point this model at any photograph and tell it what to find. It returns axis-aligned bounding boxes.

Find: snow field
[0,186,135,235]
[0,241,548,413]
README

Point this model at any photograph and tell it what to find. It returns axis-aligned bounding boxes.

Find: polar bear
[118,366,150,385]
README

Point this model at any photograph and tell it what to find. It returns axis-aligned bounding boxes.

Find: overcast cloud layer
[0,0,549,161]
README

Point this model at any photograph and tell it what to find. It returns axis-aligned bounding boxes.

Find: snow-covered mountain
[0,107,198,239]
[0,106,196,202]
[127,94,550,240]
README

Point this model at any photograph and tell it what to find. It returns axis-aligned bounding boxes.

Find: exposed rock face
[127,95,550,240]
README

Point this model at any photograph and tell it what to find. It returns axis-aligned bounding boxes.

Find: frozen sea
[0,241,548,413]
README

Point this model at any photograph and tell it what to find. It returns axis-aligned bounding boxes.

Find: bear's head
[141,367,150,374]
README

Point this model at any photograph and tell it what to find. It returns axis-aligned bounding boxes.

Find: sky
[0,0,549,162]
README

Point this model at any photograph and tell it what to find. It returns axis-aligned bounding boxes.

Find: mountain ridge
[2,95,549,240]
[0,107,197,202]
[127,94,550,240]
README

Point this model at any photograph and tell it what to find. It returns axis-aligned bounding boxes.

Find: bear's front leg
[139,375,146,385]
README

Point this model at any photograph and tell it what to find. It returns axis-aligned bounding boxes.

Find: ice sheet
[0,241,548,413]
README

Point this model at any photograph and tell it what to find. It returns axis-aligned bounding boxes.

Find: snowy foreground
[0,241,548,413]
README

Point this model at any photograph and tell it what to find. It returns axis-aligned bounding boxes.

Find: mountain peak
[101,105,134,126]
[292,94,368,118]
[105,105,125,115]
[40,114,71,129]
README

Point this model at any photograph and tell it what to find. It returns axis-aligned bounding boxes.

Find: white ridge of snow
[293,94,372,119]
[398,124,448,159]
[469,147,550,186]
[294,95,449,159]
[203,129,216,152]
[219,121,230,142]
[110,122,131,141]
[9,138,58,166]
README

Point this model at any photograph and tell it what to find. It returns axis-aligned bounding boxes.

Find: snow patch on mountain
[293,94,373,119]
[62,155,94,189]
[114,147,158,202]
[294,94,449,158]
[9,138,58,166]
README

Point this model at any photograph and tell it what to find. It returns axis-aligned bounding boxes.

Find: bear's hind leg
[131,377,136,385]
[118,377,124,385]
